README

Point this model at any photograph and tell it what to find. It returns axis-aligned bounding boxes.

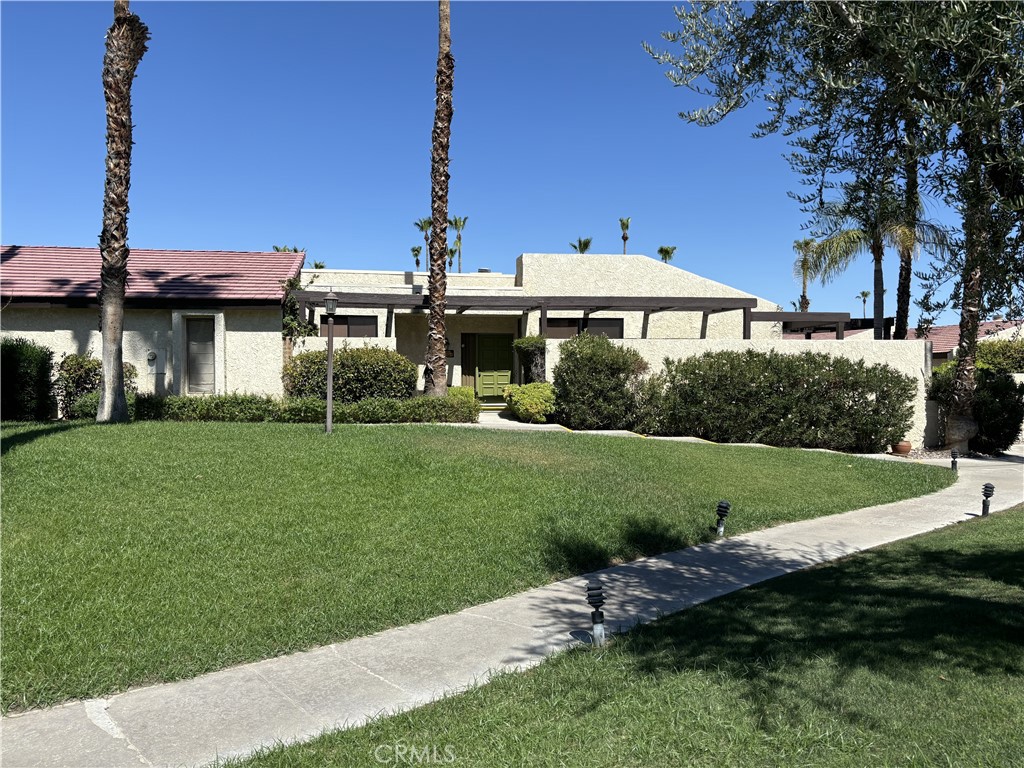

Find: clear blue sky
[2,1,959,323]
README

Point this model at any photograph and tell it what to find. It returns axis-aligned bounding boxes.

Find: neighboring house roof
[783,329,872,341]
[911,320,1022,355]
[1,245,305,304]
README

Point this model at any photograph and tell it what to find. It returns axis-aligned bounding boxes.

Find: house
[0,245,304,396]
[291,253,784,396]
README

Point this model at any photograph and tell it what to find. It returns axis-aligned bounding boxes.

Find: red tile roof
[912,320,1022,354]
[1,245,305,303]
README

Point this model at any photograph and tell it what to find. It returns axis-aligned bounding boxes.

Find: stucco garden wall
[1,306,284,397]
[545,338,933,448]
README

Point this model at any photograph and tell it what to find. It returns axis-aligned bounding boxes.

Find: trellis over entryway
[294,292,853,341]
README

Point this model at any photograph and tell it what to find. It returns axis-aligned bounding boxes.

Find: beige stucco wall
[545,337,932,448]
[1,305,284,397]
[395,313,519,390]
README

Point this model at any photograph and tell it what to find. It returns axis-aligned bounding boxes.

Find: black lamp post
[950,449,958,474]
[982,483,994,517]
[716,500,731,537]
[324,290,338,434]
[586,580,606,647]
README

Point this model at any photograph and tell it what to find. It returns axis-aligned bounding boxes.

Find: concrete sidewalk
[3,449,1022,768]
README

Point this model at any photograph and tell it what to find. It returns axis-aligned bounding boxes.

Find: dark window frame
[319,315,379,338]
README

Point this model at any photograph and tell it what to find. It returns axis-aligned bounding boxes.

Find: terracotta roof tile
[1,245,305,303]
[911,320,1022,354]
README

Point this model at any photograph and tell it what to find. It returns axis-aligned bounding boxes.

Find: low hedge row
[69,390,480,425]
[283,347,417,403]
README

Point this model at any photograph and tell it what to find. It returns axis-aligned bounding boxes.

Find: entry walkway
[3,448,1022,768]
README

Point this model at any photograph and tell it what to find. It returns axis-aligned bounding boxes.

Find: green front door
[476,334,513,397]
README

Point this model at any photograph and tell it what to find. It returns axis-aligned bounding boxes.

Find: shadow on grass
[1,421,87,457]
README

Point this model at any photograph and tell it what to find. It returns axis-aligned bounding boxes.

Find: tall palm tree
[97,0,149,423]
[448,215,468,273]
[570,237,592,254]
[856,290,871,319]
[619,217,631,254]
[414,217,432,253]
[447,245,457,270]
[657,245,677,263]
[812,178,945,340]
[423,0,453,396]
[411,246,422,270]
[791,238,817,312]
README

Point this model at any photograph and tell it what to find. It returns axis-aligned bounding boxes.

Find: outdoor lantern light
[586,580,607,647]
[950,449,959,474]
[982,483,995,517]
[716,500,731,538]
[324,291,339,435]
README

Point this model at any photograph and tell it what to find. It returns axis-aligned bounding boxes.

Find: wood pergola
[292,290,851,341]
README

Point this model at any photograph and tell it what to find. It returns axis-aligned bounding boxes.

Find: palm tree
[411,246,422,270]
[97,0,149,423]
[447,245,457,270]
[791,238,817,312]
[856,290,871,319]
[657,245,677,263]
[619,217,631,254]
[414,217,432,252]
[423,0,453,396]
[448,215,468,273]
[812,178,945,340]
[570,237,592,254]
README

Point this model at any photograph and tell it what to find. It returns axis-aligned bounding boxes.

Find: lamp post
[982,483,994,517]
[324,291,338,434]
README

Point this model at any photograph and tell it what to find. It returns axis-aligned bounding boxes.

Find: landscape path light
[324,290,338,434]
[982,483,994,517]
[950,449,958,474]
[585,580,606,647]
[716,500,731,538]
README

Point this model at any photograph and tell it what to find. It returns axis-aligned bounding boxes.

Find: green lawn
[1,421,953,712]
[232,506,1024,768]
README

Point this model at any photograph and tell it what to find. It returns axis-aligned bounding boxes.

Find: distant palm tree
[411,246,422,270]
[657,245,676,263]
[448,215,468,273]
[791,238,817,312]
[414,217,432,253]
[619,217,631,254]
[857,290,871,319]
[570,237,592,254]
[447,245,457,270]
[313,260,325,269]
[423,0,454,396]
[97,0,149,423]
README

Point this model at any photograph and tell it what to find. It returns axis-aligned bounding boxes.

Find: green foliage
[503,383,556,424]
[648,350,916,453]
[512,335,547,383]
[445,386,481,418]
[552,333,648,430]
[0,337,55,421]
[976,338,1024,373]
[55,353,137,419]
[283,346,417,403]
[68,391,138,421]
[929,362,1024,453]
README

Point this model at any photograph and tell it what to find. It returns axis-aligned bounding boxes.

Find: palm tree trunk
[423,0,453,397]
[894,114,919,340]
[871,239,885,340]
[799,269,809,312]
[97,0,148,423]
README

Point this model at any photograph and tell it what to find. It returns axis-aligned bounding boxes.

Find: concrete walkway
[3,447,1022,768]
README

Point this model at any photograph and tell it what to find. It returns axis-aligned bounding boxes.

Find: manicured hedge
[928,361,1024,454]
[283,346,417,403]
[503,383,555,423]
[55,353,138,419]
[512,335,547,384]
[0,337,55,421]
[644,350,916,453]
[976,338,1024,373]
[552,333,648,430]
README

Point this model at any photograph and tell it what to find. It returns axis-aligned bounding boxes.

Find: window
[320,315,378,338]
[186,317,216,394]
[544,317,623,339]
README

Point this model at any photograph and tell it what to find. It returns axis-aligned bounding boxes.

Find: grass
[1,421,953,712]
[231,506,1024,768]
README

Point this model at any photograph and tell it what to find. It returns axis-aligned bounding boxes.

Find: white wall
[545,337,932,448]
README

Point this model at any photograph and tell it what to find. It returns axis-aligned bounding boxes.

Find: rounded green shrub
[0,337,55,421]
[552,333,648,430]
[283,346,417,403]
[503,383,556,423]
[650,350,916,453]
[976,338,1024,373]
[929,361,1024,453]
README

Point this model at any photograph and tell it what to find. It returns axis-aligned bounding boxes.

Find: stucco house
[1,245,303,397]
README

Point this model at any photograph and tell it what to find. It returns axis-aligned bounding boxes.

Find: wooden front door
[475,334,513,398]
